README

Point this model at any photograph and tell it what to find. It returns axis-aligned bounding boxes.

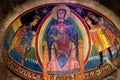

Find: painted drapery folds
[2,3,120,80]
[46,6,80,76]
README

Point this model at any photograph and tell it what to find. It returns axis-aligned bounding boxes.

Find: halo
[52,5,71,20]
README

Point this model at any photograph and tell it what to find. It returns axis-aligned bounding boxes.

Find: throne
[43,40,85,80]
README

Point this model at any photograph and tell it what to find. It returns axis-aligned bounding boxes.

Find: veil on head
[52,5,71,20]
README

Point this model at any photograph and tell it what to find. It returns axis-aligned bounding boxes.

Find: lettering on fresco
[85,64,114,79]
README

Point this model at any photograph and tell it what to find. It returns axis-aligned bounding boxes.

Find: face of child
[59,26,64,33]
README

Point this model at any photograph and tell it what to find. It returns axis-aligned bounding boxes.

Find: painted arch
[3,3,120,80]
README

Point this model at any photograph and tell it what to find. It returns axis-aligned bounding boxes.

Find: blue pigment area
[9,49,43,72]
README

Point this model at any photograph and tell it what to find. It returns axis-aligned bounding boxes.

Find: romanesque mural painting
[3,3,120,80]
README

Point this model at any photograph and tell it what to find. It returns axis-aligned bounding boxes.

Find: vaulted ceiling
[0,0,120,23]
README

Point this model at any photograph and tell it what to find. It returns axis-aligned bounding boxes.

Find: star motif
[75,7,85,15]
[40,7,50,15]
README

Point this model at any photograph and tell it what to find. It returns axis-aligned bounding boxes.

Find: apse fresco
[3,3,120,80]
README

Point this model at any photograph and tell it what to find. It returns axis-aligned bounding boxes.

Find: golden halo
[52,5,71,20]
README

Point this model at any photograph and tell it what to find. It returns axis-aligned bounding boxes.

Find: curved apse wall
[2,1,120,80]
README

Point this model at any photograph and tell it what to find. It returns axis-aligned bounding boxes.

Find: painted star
[40,7,50,15]
[75,7,85,15]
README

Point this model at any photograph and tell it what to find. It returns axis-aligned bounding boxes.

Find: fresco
[2,3,120,80]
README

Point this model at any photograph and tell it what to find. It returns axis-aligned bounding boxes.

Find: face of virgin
[57,9,65,19]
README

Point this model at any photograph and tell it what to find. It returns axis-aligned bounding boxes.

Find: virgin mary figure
[46,5,80,78]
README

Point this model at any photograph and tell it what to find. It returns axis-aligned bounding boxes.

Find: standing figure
[46,5,80,79]
[98,17,118,53]
[10,15,40,65]
[84,17,113,67]
[87,12,120,46]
